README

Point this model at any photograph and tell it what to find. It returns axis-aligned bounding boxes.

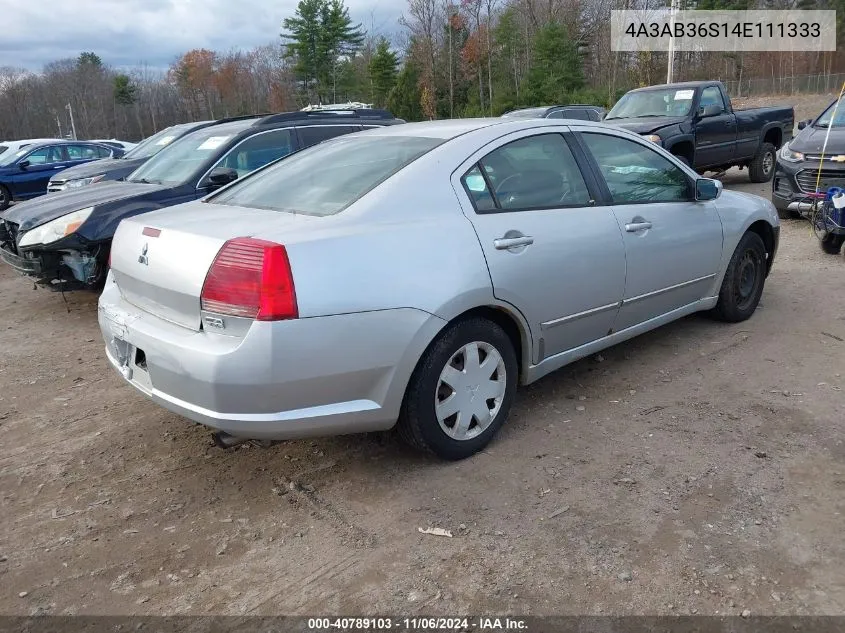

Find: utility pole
[55,114,63,138]
[666,0,678,83]
[66,103,77,140]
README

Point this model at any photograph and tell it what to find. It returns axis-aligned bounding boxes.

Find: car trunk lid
[110,202,311,331]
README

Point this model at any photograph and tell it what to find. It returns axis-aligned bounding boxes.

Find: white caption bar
[611,10,837,52]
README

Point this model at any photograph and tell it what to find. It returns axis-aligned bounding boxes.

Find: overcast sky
[2,0,403,72]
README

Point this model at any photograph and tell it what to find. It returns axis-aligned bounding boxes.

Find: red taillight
[200,237,298,321]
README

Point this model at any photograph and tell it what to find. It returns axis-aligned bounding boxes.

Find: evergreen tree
[524,22,583,105]
[282,0,365,102]
[113,74,138,106]
[369,38,399,108]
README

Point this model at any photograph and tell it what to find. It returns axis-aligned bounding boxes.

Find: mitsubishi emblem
[138,243,149,266]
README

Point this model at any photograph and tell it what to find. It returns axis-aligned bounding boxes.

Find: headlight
[66,174,106,189]
[780,144,804,162]
[643,134,662,144]
[18,207,94,248]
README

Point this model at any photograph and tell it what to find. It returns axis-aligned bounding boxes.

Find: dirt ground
[1,171,844,618]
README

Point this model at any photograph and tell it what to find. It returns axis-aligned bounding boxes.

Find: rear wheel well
[747,220,775,274]
[763,128,782,149]
[670,141,694,165]
[450,306,527,378]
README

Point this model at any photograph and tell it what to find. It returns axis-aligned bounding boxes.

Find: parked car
[97,118,780,460]
[0,138,64,161]
[49,122,215,192]
[0,109,403,290]
[0,140,123,210]
[772,95,845,227]
[605,81,794,183]
[501,104,606,121]
[90,139,137,152]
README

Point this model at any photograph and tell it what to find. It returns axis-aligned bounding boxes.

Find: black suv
[0,109,404,290]
[501,104,606,122]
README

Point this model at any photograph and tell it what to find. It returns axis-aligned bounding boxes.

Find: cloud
[1,0,402,71]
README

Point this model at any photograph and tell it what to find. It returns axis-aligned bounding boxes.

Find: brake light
[200,237,298,321]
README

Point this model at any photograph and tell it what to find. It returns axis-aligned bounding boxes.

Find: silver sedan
[98,118,780,460]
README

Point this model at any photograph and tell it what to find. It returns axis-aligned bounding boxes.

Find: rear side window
[96,145,113,158]
[581,132,692,203]
[66,144,101,160]
[298,125,359,148]
[461,134,591,212]
[210,135,442,216]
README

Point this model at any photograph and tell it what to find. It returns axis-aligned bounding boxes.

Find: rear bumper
[98,275,446,440]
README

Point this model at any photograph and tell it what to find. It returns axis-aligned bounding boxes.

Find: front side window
[23,146,64,165]
[210,135,442,216]
[461,134,591,212]
[815,98,845,128]
[581,132,692,204]
[699,87,725,113]
[208,129,296,181]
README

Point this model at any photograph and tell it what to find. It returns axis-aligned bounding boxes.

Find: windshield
[606,88,694,119]
[123,126,185,160]
[815,98,845,128]
[503,108,548,119]
[0,147,29,167]
[127,125,245,185]
[210,135,443,217]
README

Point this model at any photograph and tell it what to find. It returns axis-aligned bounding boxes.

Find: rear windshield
[210,135,443,217]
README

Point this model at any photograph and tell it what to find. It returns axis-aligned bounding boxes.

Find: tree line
[1,0,844,141]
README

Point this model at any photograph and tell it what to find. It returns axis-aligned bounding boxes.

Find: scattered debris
[754,451,768,459]
[741,609,752,618]
[821,331,843,342]
[640,406,665,416]
[18,592,28,598]
[51,508,76,519]
[617,571,633,582]
[576,406,586,412]
[548,506,570,519]
[418,527,453,538]
[614,477,636,485]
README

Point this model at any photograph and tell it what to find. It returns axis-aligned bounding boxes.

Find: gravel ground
[0,170,844,617]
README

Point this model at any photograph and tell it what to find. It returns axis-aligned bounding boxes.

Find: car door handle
[53,165,67,169]
[625,221,653,232]
[494,236,534,250]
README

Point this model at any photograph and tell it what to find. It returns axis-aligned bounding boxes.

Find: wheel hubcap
[763,152,774,174]
[435,341,507,441]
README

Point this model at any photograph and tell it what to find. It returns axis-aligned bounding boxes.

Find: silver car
[99,118,780,460]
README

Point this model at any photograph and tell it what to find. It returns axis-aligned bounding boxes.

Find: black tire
[749,142,776,183]
[0,185,10,211]
[398,317,518,460]
[820,233,845,255]
[710,231,767,323]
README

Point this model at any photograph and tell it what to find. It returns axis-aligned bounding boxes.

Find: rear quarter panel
[256,162,496,321]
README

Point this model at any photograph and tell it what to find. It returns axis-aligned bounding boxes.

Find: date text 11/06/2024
[307,617,528,630]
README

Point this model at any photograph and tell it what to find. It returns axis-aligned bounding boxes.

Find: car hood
[788,126,845,154]
[51,157,145,181]
[2,181,166,230]
[605,116,687,135]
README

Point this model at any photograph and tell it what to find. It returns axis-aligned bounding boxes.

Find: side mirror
[696,177,722,201]
[206,167,238,190]
[797,119,811,130]
[18,160,30,170]
[698,104,722,118]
